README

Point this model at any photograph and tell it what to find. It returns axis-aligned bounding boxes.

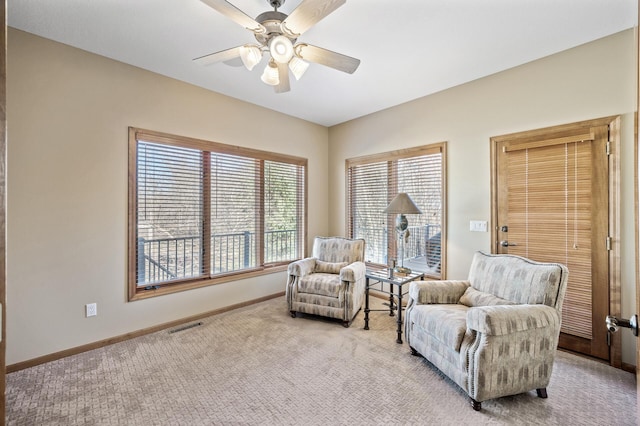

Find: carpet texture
[6,296,637,425]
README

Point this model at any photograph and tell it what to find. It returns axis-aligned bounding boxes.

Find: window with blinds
[210,152,260,273]
[346,143,446,277]
[264,161,304,264]
[128,128,307,300]
[136,142,205,283]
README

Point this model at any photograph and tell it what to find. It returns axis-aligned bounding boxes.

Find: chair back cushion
[467,251,568,310]
[312,237,365,264]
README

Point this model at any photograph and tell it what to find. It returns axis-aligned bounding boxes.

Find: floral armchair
[286,236,366,327]
[405,251,568,410]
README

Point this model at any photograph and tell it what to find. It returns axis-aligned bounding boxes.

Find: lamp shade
[239,45,262,71]
[289,56,309,80]
[383,193,422,215]
[261,60,280,86]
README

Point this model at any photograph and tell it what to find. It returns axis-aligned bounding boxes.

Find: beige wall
[6,29,329,365]
[7,27,638,366]
[328,29,637,364]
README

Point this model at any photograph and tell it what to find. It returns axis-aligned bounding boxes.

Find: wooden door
[492,117,620,362]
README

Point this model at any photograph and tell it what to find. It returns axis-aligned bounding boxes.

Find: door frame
[490,116,622,367]
[1,0,7,422]
[634,0,639,411]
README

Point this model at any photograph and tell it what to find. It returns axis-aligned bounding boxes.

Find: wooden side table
[364,268,425,343]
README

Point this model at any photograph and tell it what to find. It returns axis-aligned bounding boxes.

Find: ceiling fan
[194,0,361,93]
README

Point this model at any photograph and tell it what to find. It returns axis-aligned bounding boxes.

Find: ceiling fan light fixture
[239,45,262,71]
[197,0,361,93]
[261,60,280,86]
[269,35,294,63]
[289,56,309,80]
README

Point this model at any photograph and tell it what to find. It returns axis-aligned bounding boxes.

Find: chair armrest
[467,304,560,336]
[340,261,366,282]
[408,280,470,304]
[287,257,317,277]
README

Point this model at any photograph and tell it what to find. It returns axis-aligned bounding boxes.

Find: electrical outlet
[469,220,488,232]
[86,303,97,317]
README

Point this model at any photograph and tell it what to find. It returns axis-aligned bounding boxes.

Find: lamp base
[394,266,412,274]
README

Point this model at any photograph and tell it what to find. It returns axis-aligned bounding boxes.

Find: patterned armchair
[286,236,366,327]
[405,251,568,411]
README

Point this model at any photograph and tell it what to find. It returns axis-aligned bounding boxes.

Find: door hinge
[606,236,612,251]
[605,141,611,156]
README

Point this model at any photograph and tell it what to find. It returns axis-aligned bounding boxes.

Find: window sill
[128,264,289,301]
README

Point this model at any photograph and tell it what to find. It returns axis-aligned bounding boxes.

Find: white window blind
[397,153,443,273]
[264,161,305,264]
[136,141,205,285]
[347,161,389,264]
[346,144,445,277]
[211,153,259,273]
[506,141,593,339]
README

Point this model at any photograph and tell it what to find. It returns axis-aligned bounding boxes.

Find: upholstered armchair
[405,251,568,410]
[286,236,366,327]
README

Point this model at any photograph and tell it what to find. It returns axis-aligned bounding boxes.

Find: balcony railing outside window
[354,224,441,274]
[137,229,298,287]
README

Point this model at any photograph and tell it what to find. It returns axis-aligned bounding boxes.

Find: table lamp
[383,192,422,274]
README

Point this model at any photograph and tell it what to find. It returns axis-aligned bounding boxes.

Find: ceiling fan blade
[281,0,346,36]
[200,0,266,33]
[193,46,242,66]
[275,62,290,93]
[295,44,360,74]
[223,57,244,67]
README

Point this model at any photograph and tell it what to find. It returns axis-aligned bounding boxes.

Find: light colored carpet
[6,296,637,425]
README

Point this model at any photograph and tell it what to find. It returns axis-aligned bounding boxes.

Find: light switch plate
[470,220,488,232]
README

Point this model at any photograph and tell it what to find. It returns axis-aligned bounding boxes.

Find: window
[346,143,446,278]
[128,128,307,300]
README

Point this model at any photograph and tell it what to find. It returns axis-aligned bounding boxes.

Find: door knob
[500,240,517,247]
[605,315,638,336]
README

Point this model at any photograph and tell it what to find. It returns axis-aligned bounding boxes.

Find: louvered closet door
[495,125,610,360]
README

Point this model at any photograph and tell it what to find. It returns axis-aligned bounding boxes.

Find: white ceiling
[8,0,638,127]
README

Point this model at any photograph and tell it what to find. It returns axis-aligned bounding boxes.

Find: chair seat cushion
[298,273,343,298]
[410,304,469,352]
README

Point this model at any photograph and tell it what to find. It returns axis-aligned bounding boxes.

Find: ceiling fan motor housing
[254,11,296,46]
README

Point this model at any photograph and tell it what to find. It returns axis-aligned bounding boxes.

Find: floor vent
[169,322,203,334]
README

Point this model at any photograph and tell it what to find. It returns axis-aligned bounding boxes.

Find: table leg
[364,277,370,330]
[388,286,395,316]
[396,283,403,344]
